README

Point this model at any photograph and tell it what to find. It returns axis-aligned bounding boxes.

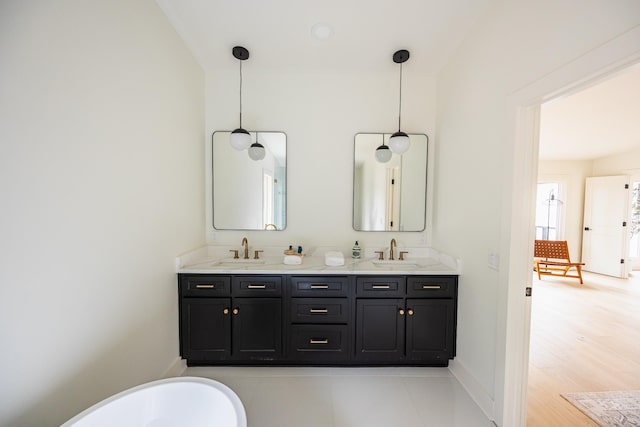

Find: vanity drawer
[290,325,349,358]
[406,276,456,298]
[232,276,282,296]
[290,298,349,324]
[356,276,405,297]
[290,276,349,297]
[180,275,231,297]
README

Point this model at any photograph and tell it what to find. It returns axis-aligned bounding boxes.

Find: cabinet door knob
[232,308,239,315]
[407,309,414,316]
[399,309,405,315]
[223,308,230,315]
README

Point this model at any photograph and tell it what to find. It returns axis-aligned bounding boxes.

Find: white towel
[283,255,302,265]
[324,251,344,266]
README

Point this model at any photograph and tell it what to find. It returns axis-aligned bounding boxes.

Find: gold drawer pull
[310,284,329,289]
[223,308,230,315]
[195,284,215,289]
[310,308,329,314]
[309,339,329,344]
[247,284,267,289]
[372,285,391,289]
[422,285,442,289]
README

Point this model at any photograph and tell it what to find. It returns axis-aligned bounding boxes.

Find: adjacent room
[528,65,640,425]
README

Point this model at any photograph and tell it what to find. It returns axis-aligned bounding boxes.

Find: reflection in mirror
[353,133,428,231]
[213,131,286,230]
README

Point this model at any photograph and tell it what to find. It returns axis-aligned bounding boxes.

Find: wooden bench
[534,240,585,284]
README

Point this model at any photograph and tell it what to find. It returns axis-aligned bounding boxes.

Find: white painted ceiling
[155,1,639,162]
[155,0,493,73]
[539,64,640,160]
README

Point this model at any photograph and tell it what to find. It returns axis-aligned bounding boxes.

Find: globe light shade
[230,128,251,150]
[388,131,410,154]
[375,144,392,163]
[248,142,266,161]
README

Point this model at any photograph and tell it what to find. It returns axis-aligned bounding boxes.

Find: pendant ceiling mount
[232,46,249,61]
[393,49,410,64]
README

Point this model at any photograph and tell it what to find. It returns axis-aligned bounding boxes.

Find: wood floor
[526,270,640,426]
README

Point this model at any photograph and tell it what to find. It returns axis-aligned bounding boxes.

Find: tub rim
[61,376,247,427]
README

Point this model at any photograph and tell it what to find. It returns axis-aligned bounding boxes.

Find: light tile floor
[185,367,494,427]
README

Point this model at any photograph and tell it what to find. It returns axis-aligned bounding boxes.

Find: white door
[582,175,631,278]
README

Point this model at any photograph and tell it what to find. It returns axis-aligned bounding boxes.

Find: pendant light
[230,46,251,151]
[388,49,410,155]
[375,134,392,163]
[248,132,266,161]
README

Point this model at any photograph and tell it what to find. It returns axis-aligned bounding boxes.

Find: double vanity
[177,244,459,367]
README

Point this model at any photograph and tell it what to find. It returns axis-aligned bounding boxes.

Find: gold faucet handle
[254,250,263,260]
[375,251,384,260]
[229,249,239,259]
[399,251,409,261]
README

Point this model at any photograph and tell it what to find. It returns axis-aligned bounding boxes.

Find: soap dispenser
[352,241,361,259]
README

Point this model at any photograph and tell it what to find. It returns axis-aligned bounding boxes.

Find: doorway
[499,32,640,424]
[526,64,640,424]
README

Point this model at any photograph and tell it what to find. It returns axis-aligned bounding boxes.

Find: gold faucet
[241,237,249,259]
[389,238,397,261]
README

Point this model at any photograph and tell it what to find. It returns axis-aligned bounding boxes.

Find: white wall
[435,0,640,424]
[593,145,640,176]
[0,1,204,426]
[205,66,436,250]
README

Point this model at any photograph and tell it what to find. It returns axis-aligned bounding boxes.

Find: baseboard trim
[449,359,495,422]
[162,356,187,378]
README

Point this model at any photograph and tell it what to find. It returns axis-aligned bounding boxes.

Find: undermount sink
[214,258,266,265]
[372,260,418,267]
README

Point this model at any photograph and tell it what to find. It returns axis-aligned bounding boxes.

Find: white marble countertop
[176,246,460,276]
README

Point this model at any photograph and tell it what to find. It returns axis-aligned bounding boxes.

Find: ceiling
[539,64,640,160]
[155,1,639,162]
[155,0,494,73]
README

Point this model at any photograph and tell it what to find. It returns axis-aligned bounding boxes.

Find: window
[535,182,563,240]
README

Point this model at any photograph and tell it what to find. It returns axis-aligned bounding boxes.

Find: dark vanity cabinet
[179,275,283,363]
[288,276,351,362]
[354,276,456,365]
[355,276,406,361]
[178,273,457,366]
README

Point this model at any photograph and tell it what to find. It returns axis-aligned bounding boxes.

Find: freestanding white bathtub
[61,376,247,427]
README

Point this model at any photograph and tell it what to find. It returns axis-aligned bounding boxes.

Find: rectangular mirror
[353,133,428,231]
[212,131,286,230]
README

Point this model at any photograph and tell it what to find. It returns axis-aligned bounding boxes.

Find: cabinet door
[232,298,282,360]
[181,298,231,361]
[355,298,404,361]
[405,298,455,363]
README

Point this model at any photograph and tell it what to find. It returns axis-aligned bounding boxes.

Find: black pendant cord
[239,59,243,129]
[398,62,403,132]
